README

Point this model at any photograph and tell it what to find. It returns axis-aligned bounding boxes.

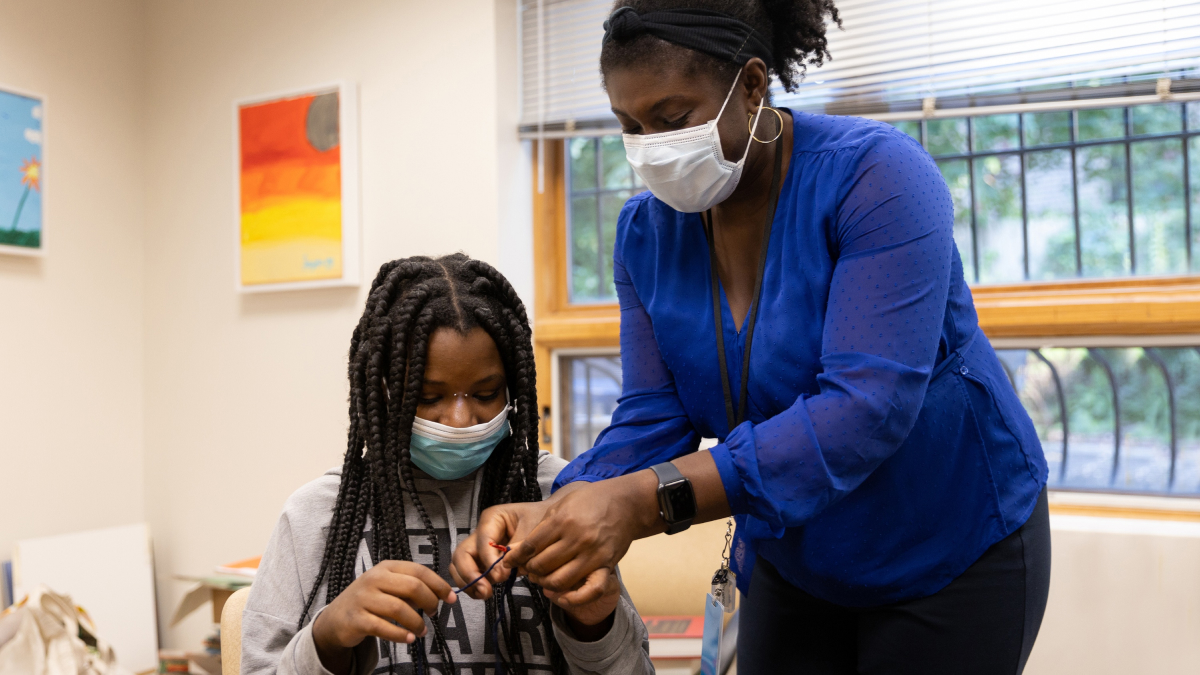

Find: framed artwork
[235,82,359,292]
[0,85,44,256]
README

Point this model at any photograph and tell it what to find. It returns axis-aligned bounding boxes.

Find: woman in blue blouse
[452,2,1051,672]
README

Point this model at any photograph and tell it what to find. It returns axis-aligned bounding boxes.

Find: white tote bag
[0,585,132,675]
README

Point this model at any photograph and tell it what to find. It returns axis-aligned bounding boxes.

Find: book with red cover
[642,615,704,660]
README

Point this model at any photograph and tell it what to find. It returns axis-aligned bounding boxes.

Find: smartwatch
[650,462,697,535]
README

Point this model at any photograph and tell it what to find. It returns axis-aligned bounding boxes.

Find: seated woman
[240,254,652,675]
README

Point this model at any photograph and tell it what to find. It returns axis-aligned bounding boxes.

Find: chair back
[220,587,252,675]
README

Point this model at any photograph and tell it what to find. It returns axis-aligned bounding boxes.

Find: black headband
[602,7,775,70]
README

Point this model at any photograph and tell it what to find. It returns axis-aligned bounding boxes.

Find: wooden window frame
[530,138,1200,455]
[532,140,620,449]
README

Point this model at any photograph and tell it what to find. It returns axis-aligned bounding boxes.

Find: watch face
[665,480,697,521]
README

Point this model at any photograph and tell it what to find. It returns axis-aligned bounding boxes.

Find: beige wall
[0,0,146,563]
[1026,517,1200,675]
[622,518,1200,675]
[140,0,525,649]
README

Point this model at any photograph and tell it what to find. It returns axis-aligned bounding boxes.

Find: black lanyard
[703,134,783,431]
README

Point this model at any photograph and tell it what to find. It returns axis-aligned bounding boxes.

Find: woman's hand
[311,561,456,675]
[450,503,621,641]
[508,474,661,606]
[449,501,550,600]
[460,454,728,610]
[545,567,622,642]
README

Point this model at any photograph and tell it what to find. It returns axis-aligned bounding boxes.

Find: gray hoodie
[241,451,653,675]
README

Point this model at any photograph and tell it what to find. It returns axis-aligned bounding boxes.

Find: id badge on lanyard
[700,592,726,675]
[700,520,737,673]
[699,125,782,674]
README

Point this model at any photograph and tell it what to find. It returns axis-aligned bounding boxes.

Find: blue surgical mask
[409,405,511,480]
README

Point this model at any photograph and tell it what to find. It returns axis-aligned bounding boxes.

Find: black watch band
[650,462,696,535]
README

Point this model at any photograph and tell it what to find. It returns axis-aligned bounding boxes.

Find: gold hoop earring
[748,106,784,144]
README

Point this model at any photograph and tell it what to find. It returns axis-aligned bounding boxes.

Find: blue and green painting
[0,89,42,251]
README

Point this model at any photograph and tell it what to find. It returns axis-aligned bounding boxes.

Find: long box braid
[298,254,567,674]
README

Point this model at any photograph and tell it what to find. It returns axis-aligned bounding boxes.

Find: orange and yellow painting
[239,89,343,286]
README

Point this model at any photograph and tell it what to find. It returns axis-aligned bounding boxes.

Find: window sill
[1049,489,1200,524]
[972,275,1200,337]
[534,306,620,349]
[532,275,1200,346]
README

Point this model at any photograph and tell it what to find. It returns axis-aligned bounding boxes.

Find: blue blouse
[553,111,1048,607]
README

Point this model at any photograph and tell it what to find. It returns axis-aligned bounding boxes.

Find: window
[561,103,1200,302]
[556,352,622,458]
[550,340,1200,495]
[894,102,1200,284]
[1003,346,1200,493]
[535,109,1200,474]
[566,137,643,303]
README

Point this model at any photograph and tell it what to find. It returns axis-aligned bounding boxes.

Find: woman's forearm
[594,450,732,540]
[676,449,733,523]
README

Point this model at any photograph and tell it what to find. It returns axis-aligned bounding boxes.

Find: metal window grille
[894,101,1200,282]
[559,346,1200,495]
[1000,346,1200,494]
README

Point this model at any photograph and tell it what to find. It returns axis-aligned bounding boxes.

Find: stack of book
[215,556,260,579]
[643,614,703,673]
[165,556,261,674]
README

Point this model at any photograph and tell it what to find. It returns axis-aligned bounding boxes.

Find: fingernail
[446,591,458,604]
[405,633,415,644]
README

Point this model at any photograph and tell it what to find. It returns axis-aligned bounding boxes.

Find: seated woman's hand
[544,567,621,641]
[311,561,456,670]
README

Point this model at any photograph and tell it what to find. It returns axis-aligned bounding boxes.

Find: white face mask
[622,71,766,213]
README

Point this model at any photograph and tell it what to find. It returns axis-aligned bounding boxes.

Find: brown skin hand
[452,57,793,609]
[312,561,455,674]
[314,329,618,673]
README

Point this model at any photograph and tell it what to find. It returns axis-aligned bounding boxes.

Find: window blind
[518,0,1200,137]
[786,0,1200,115]
[519,0,614,137]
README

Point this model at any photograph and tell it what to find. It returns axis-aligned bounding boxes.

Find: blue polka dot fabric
[553,111,1047,608]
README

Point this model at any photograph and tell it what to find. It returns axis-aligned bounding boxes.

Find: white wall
[492,0,536,312]
[139,0,526,648]
[0,0,146,565]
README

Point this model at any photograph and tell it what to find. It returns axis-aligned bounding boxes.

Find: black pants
[738,488,1050,675]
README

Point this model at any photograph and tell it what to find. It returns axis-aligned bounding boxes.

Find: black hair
[298,253,566,674]
[600,0,841,93]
